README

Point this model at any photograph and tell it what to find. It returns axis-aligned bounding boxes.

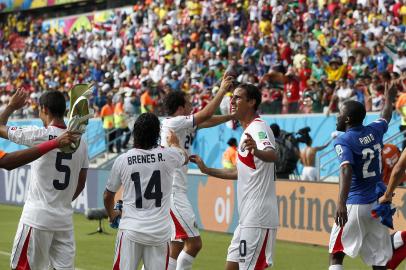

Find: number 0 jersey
[7,125,89,231]
[161,115,196,192]
[237,118,279,229]
[106,146,185,245]
[334,118,388,204]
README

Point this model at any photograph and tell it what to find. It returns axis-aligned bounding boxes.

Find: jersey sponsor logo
[335,145,343,158]
[258,131,268,140]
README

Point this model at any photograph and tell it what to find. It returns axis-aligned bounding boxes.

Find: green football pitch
[0,204,401,270]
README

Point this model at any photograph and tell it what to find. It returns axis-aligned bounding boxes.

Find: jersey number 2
[362,144,382,178]
[54,152,72,190]
[131,170,163,208]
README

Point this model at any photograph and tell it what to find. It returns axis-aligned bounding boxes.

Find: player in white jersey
[190,83,279,270]
[161,76,236,270]
[0,90,89,270]
[0,91,80,170]
[104,112,188,270]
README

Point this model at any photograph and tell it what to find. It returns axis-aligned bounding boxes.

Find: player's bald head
[342,100,366,126]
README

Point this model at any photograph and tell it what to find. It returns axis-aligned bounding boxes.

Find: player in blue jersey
[328,81,398,270]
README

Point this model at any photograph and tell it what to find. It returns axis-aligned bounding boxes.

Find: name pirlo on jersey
[127,153,166,165]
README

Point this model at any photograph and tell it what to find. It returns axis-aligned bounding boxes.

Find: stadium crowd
[0,0,406,119]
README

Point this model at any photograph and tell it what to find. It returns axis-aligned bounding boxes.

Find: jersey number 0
[131,170,163,208]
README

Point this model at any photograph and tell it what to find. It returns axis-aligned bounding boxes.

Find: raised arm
[0,90,28,139]
[198,115,235,129]
[190,155,238,180]
[381,78,400,123]
[193,76,235,126]
[314,137,335,152]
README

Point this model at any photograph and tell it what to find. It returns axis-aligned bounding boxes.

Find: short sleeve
[106,157,123,193]
[334,142,354,167]
[7,126,47,147]
[367,118,388,139]
[248,121,276,151]
[162,115,195,131]
[164,147,186,169]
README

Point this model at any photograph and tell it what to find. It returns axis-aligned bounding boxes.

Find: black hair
[39,91,66,118]
[132,113,161,150]
[343,100,366,126]
[270,123,280,138]
[163,91,187,115]
[227,138,237,147]
[238,83,262,111]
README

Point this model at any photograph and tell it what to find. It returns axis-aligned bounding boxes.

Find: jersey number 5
[362,144,382,178]
[54,152,72,190]
[131,170,163,208]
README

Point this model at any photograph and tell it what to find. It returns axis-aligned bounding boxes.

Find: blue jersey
[334,118,388,204]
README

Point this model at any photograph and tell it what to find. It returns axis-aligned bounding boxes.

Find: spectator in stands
[222,138,238,169]
[100,95,115,153]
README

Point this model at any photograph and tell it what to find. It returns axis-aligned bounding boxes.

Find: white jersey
[237,118,279,228]
[161,115,196,192]
[8,125,89,231]
[106,146,186,245]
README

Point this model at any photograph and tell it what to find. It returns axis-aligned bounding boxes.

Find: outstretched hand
[189,154,207,172]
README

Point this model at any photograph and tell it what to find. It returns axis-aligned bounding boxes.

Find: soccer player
[0,91,79,170]
[190,83,278,270]
[328,81,398,270]
[103,112,188,270]
[0,90,89,270]
[161,75,236,270]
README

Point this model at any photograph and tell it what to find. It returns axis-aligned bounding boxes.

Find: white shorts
[10,222,75,270]
[301,166,317,181]
[113,230,169,270]
[329,203,392,266]
[170,192,200,240]
[227,225,276,270]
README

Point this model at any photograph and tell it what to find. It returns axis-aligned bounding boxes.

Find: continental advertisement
[0,0,84,13]
[1,168,406,247]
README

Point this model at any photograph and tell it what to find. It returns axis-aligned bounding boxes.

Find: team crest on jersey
[335,145,343,157]
[258,131,267,140]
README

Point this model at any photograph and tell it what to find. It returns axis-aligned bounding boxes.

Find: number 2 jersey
[106,146,185,245]
[161,115,196,192]
[7,125,89,231]
[334,118,388,204]
[237,118,279,229]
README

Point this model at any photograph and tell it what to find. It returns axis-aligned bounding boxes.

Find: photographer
[270,123,301,179]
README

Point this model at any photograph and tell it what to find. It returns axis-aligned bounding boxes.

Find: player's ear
[345,116,350,124]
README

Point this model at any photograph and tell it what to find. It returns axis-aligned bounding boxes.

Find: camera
[282,127,311,146]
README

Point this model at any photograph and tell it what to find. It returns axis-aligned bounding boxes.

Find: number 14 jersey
[7,125,89,231]
[334,118,388,204]
[106,147,185,245]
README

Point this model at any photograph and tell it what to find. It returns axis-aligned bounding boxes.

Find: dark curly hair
[132,113,161,150]
[163,91,187,115]
[39,90,66,118]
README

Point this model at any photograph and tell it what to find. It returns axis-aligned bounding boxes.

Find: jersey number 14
[131,170,163,208]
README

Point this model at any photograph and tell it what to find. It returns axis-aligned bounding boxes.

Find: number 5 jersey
[7,125,89,230]
[334,118,388,204]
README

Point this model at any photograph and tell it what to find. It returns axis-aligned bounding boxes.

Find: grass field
[0,204,401,270]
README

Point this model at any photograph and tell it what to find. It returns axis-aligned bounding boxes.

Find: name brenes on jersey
[127,153,165,165]
[359,133,375,145]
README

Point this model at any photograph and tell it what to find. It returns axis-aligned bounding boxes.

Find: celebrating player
[190,83,278,270]
[328,80,398,270]
[0,90,89,270]
[104,112,188,270]
[161,75,236,270]
[0,91,80,170]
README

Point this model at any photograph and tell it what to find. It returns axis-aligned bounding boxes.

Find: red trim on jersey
[387,243,406,270]
[16,227,32,270]
[49,124,67,129]
[401,231,406,243]
[332,227,344,254]
[113,234,123,270]
[244,116,261,131]
[165,243,170,270]
[238,152,256,170]
[170,210,189,239]
[254,229,269,270]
